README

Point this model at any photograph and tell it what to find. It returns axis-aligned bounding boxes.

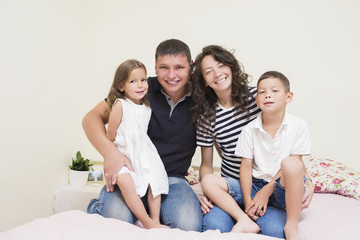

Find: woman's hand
[199,195,214,215]
[301,179,314,210]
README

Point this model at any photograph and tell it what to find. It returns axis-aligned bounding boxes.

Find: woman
[191,45,313,238]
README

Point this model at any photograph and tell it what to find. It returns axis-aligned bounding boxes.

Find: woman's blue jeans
[202,177,286,238]
[87,177,202,231]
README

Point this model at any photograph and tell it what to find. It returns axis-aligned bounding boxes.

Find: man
[83,39,202,231]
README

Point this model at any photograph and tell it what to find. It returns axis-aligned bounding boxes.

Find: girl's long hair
[106,59,149,111]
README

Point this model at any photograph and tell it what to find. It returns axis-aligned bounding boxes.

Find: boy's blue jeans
[87,177,202,231]
[202,177,286,238]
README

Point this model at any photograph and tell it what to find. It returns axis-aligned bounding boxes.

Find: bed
[1,157,360,240]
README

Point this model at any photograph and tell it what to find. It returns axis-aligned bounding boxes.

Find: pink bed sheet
[1,193,359,240]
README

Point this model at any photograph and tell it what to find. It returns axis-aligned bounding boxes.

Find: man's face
[155,54,190,100]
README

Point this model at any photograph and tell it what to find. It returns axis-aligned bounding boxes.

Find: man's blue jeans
[87,177,202,231]
[202,177,286,238]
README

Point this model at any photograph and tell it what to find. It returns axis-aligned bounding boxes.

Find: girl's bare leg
[280,157,304,240]
[147,186,169,228]
[201,174,259,233]
[117,174,165,229]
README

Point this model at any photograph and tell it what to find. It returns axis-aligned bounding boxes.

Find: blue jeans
[203,177,286,238]
[87,177,202,231]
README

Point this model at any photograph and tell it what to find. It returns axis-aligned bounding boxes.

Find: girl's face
[119,68,148,105]
[201,55,232,94]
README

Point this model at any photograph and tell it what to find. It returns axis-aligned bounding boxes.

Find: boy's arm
[240,158,260,221]
[82,100,131,192]
[240,158,254,208]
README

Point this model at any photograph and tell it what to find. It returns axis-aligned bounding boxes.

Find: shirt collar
[254,112,289,130]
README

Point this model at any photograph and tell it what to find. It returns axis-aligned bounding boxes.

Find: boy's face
[255,77,293,114]
[155,54,190,98]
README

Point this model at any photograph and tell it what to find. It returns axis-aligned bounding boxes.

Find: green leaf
[69,151,94,171]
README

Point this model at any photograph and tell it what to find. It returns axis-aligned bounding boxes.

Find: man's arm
[82,100,131,192]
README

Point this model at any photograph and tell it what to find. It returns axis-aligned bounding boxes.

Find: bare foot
[231,217,259,233]
[151,222,170,229]
[284,223,301,240]
[143,220,170,229]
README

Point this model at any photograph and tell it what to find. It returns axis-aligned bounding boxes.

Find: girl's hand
[104,148,133,192]
[199,195,214,215]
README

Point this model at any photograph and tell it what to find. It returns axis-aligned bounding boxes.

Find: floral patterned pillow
[186,166,200,185]
[305,157,360,200]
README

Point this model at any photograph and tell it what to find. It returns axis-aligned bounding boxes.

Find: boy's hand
[245,204,259,221]
[245,188,270,218]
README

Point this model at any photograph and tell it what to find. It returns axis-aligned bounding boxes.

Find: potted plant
[68,151,93,188]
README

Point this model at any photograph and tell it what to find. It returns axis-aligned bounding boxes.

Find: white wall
[1,0,359,231]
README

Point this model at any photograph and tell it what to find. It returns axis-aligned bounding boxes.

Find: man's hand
[104,148,133,192]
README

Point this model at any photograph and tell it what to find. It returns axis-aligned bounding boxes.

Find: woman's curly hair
[191,45,254,127]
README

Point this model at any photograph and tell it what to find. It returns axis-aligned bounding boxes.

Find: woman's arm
[199,146,214,214]
[82,100,132,192]
[199,146,214,179]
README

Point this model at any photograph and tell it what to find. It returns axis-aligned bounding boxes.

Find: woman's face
[201,55,232,94]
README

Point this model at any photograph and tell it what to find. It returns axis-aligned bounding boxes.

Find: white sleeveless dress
[114,98,169,198]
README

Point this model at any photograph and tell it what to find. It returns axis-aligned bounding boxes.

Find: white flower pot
[69,169,89,188]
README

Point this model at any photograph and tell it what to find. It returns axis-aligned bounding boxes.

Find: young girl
[106,59,169,229]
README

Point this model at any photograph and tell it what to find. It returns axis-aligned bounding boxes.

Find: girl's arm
[82,100,131,192]
[107,100,123,142]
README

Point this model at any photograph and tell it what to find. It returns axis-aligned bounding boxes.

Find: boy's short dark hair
[155,39,191,64]
[258,71,290,92]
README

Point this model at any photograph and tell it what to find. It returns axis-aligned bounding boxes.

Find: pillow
[186,166,200,185]
[305,157,360,200]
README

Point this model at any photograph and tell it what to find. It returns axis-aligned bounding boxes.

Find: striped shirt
[197,87,261,179]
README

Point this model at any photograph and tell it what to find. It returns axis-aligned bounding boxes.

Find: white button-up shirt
[235,112,311,182]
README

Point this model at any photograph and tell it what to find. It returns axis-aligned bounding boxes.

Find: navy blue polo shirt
[147,77,196,179]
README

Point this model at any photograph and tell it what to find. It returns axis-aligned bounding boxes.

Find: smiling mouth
[215,77,227,84]
[166,80,180,85]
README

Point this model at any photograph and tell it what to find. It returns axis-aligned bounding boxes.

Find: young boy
[235,71,312,240]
